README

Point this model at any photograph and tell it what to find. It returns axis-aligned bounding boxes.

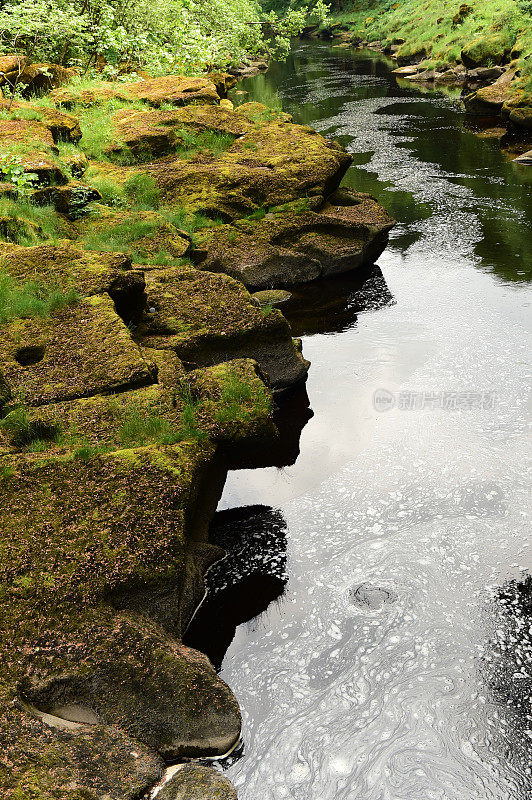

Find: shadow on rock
[184,506,288,671]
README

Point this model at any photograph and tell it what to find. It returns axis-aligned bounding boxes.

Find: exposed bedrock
[194,189,395,289]
[142,107,353,220]
[137,265,310,393]
[157,764,238,800]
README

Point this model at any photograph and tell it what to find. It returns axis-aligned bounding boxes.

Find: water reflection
[234,41,532,285]
[218,40,531,800]
[482,575,532,783]
[185,506,288,671]
[282,264,394,338]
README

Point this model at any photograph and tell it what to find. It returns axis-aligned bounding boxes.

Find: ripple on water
[220,43,532,800]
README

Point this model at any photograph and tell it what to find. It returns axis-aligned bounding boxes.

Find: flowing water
[204,43,532,799]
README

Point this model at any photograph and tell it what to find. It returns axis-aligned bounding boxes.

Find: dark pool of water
[198,42,531,800]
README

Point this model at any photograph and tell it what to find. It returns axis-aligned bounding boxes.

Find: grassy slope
[328,0,531,93]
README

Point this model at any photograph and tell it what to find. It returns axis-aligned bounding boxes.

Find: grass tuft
[0,271,79,324]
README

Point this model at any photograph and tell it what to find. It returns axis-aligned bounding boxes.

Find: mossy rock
[0,442,241,793]
[137,264,309,392]
[502,89,532,129]
[186,358,276,446]
[0,118,68,185]
[10,62,77,97]
[158,764,237,800]
[207,71,238,98]
[252,289,292,305]
[0,295,156,406]
[9,356,275,454]
[108,103,252,161]
[461,33,513,69]
[51,75,220,110]
[0,98,82,143]
[0,243,145,300]
[76,207,193,261]
[32,181,101,216]
[195,190,395,289]
[464,69,517,114]
[144,111,352,220]
[0,706,163,800]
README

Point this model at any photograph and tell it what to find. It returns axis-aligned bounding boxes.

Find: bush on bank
[0,0,329,77]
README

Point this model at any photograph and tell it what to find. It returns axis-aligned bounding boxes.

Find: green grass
[324,0,531,79]
[174,128,236,160]
[0,107,43,122]
[0,198,63,245]
[116,396,207,446]
[76,99,142,162]
[213,373,272,426]
[0,271,79,324]
[0,406,61,448]
[123,173,161,208]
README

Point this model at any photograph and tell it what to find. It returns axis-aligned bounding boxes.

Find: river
[189,42,532,800]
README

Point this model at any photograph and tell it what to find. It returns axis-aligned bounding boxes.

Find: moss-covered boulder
[0,118,68,184]
[0,295,156,405]
[144,112,352,220]
[0,99,82,143]
[195,190,395,289]
[137,265,309,392]
[6,357,275,454]
[502,88,532,129]
[51,75,220,110]
[32,181,101,216]
[76,207,193,262]
[0,707,163,800]
[4,62,76,97]
[464,69,518,115]
[461,33,513,69]
[158,764,237,800]
[107,103,252,160]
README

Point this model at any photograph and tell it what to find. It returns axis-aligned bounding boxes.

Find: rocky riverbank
[0,64,394,798]
[302,1,532,145]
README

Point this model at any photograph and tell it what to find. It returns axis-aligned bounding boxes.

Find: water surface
[215,43,531,800]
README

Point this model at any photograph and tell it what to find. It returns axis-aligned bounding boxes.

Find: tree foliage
[0,0,329,75]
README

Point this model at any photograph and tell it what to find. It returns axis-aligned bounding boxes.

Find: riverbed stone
[0,295,156,405]
[194,190,395,289]
[158,764,238,800]
[513,149,532,164]
[138,264,309,392]
[463,69,517,115]
[502,89,532,129]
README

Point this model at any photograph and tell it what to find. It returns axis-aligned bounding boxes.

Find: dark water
[208,43,531,799]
